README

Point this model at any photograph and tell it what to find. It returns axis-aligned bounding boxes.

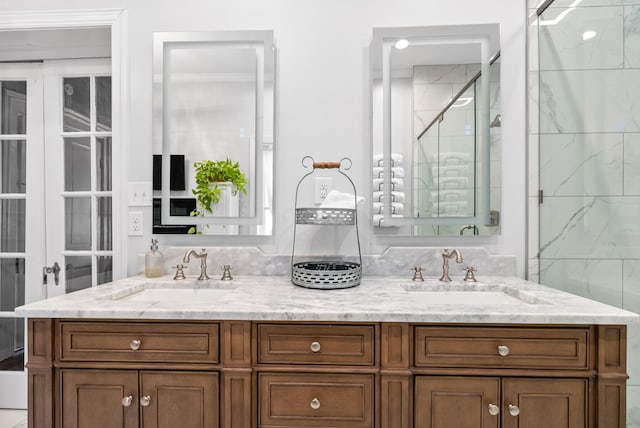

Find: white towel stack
[372,154,405,227]
[421,152,474,216]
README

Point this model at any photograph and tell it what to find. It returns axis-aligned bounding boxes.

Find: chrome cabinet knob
[310,341,321,353]
[140,395,152,407]
[488,404,499,416]
[310,398,321,410]
[130,339,141,351]
[497,345,509,356]
[121,395,133,407]
[508,404,520,416]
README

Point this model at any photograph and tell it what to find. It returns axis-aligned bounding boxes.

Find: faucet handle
[221,265,233,281]
[411,266,424,282]
[463,266,477,282]
[173,264,186,280]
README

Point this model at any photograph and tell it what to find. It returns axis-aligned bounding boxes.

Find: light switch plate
[128,182,153,206]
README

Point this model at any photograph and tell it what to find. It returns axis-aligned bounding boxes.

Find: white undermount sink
[402,283,551,305]
[98,280,237,302]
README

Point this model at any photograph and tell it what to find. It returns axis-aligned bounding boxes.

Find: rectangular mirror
[153,31,275,235]
[371,24,501,237]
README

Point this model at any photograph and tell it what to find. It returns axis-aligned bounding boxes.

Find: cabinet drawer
[59,321,219,363]
[259,373,373,427]
[414,326,589,369]
[257,324,374,365]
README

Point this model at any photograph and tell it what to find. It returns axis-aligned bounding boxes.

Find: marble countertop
[15,275,639,324]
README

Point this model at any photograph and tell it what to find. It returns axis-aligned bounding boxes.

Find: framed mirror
[153,31,275,236]
[371,24,500,236]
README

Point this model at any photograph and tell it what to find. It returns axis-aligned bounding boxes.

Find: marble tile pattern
[157,246,517,278]
[15,273,639,324]
[538,6,623,70]
[625,6,640,68]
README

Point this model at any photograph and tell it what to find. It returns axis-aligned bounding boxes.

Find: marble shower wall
[528,0,640,425]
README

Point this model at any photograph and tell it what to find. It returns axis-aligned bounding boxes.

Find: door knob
[130,339,141,350]
[508,404,520,416]
[140,395,152,407]
[497,345,510,356]
[488,404,499,416]
[310,341,321,353]
[121,395,133,407]
[310,398,321,409]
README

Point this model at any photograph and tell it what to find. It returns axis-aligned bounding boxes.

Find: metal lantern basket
[291,157,362,289]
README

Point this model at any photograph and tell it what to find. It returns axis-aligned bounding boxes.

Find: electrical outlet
[314,177,332,204]
[128,211,144,236]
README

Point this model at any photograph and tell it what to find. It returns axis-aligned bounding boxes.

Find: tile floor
[0,410,27,428]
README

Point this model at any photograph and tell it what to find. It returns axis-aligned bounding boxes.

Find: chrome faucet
[183,248,210,280]
[459,225,478,235]
[439,248,463,282]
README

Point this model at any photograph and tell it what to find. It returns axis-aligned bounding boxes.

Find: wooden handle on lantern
[313,162,341,169]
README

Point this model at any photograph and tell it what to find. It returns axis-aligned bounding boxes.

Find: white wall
[0,0,527,277]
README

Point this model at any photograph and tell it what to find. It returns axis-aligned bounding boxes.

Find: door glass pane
[95,76,111,132]
[65,256,92,293]
[1,140,26,193]
[64,137,91,191]
[1,81,26,134]
[65,197,91,251]
[63,77,90,132]
[0,258,25,372]
[97,197,112,251]
[97,256,112,285]
[1,200,25,252]
[96,136,112,191]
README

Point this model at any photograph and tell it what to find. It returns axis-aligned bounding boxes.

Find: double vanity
[17,268,639,428]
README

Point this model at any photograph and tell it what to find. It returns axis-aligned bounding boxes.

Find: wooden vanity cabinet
[414,376,587,428]
[26,320,628,428]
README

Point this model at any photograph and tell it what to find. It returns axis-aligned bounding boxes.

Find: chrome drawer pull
[121,395,133,407]
[310,341,321,353]
[508,404,520,416]
[497,345,509,356]
[310,398,321,409]
[130,339,141,351]
[488,404,499,416]
[140,395,152,407]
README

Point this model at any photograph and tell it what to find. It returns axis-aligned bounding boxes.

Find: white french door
[0,63,46,408]
[0,59,112,408]
[43,59,113,299]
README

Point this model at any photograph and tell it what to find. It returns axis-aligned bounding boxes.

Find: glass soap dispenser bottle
[145,238,165,278]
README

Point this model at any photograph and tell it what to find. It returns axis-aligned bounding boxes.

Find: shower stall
[527,0,640,425]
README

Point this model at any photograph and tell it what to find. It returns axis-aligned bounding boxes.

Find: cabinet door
[415,376,500,428]
[502,378,586,428]
[140,371,219,428]
[60,369,138,428]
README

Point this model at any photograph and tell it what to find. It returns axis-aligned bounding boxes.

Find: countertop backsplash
[141,247,517,279]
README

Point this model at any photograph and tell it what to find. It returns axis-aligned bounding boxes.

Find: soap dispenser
[145,239,165,278]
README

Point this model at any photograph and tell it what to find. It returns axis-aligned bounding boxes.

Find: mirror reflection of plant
[188,158,247,234]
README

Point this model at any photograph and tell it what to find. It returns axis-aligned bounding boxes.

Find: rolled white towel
[432,165,470,178]
[372,178,403,191]
[372,191,405,203]
[320,190,365,209]
[373,154,403,167]
[372,166,405,178]
[431,152,472,164]
[440,177,469,189]
[372,202,404,214]
[431,190,469,202]
[373,213,403,227]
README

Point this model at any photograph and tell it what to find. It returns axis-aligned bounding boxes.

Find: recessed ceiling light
[582,31,597,40]
[395,39,409,50]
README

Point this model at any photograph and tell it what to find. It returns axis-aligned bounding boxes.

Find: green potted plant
[188,158,247,234]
